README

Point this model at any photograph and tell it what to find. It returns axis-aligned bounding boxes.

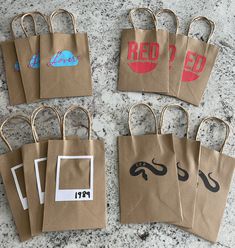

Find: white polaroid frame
[55,155,94,202]
[34,157,47,204]
[11,164,28,210]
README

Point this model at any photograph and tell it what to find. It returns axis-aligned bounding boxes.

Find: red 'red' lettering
[128,41,138,60]
[128,41,160,61]
[139,42,148,60]
[184,51,197,70]
[192,55,206,73]
[169,44,176,64]
[127,41,160,74]
[182,51,207,82]
[149,42,159,61]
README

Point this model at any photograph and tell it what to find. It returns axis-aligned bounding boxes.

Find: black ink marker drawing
[177,162,189,182]
[129,158,167,180]
[198,170,220,192]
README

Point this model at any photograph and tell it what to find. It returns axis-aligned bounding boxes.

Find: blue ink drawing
[49,50,79,67]
[14,60,20,71]
[28,53,40,69]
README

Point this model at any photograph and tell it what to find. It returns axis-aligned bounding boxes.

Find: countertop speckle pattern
[0,0,234,247]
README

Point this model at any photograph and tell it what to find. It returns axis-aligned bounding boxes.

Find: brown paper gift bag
[118,7,169,93]
[177,16,219,105]
[118,103,182,224]
[186,117,234,242]
[14,12,48,103]
[0,13,35,105]
[40,9,92,99]
[0,114,37,241]
[21,105,62,236]
[159,104,200,228]
[43,105,106,232]
[155,9,188,97]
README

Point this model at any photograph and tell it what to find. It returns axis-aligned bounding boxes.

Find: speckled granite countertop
[0,0,234,247]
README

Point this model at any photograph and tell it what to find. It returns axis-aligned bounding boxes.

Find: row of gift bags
[118,103,234,243]
[2,7,218,107]
[1,9,92,106]
[0,103,234,243]
[118,7,219,106]
[0,105,106,241]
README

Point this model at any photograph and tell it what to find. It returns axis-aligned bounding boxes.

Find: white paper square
[55,155,94,202]
[34,157,47,204]
[11,164,28,210]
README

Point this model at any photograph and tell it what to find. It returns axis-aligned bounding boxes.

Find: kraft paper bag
[177,16,219,106]
[21,105,62,236]
[0,114,37,241]
[118,103,182,224]
[159,104,200,228]
[43,106,106,232]
[0,13,35,105]
[118,7,169,93]
[40,9,92,99]
[155,9,188,97]
[186,117,234,243]
[14,12,48,103]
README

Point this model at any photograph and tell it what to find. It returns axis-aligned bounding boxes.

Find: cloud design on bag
[48,50,79,67]
[14,60,20,72]
[28,53,40,69]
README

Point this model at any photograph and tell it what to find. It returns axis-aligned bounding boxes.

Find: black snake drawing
[198,170,220,193]
[129,158,167,180]
[177,162,189,182]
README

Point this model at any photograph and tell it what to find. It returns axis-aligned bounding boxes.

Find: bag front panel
[118,134,182,224]
[43,139,106,232]
[167,33,188,97]
[1,41,26,105]
[118,29,169,93]
[187,146,234,242]
[22,141,48,236]
[40,33,92,99]
[0,149,31,241]
[172,137,200,228]
[14,35,40,103]
[178,38,219,105]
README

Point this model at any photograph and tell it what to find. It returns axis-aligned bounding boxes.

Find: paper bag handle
[62,105,91,140]
[31,105,62,142]
[196,117,230,153]
[159,104,189,138]
[156,8,179,34]
[0,114,36,151]
[128,103,157,136]
[10,13,36,39]
[187,16,215,43]
[129,7,157,30]
[20,11,49,37]
[49,9,77,34]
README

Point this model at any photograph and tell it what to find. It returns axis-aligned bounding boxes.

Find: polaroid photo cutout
[34,157,47,204]
[55,155,94,202]
[11,164,28,210]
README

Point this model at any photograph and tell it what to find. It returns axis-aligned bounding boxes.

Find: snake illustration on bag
[129,158,167,180]
[198,170,220,192]
[176,162,189,182]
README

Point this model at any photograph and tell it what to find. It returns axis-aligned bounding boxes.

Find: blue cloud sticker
[48,50,79,67]
[14,60,20,72]
[28,53,40,69]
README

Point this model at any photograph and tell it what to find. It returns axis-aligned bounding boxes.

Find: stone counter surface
[0,0,234,247]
